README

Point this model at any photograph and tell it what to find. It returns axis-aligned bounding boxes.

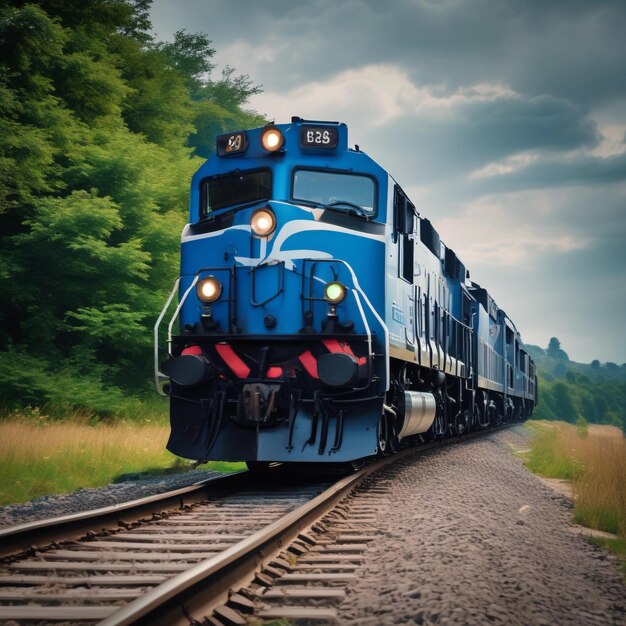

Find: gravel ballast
[0,468,230,529]
[0,427,623,625]
[335,427,625,625]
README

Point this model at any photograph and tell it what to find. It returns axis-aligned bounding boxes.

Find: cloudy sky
[150,0,626,364]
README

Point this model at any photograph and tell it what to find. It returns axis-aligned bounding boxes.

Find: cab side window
[394,186,415,283]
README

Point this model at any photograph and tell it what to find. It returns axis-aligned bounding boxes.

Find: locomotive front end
[155,119,389,463]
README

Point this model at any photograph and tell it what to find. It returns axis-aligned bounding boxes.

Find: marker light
[324,281,346,304]
[261,127,284,152]
[197,277,222,303]
[251,207,277,236]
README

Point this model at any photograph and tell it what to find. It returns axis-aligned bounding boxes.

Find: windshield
[292,169,376,215]
[201,169,271,216]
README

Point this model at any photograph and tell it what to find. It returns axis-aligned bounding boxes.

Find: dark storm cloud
[365,92,599,185]
[151,0,626,105]
[467,151,626,195]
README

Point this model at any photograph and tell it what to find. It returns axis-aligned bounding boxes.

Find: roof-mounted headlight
[251,207,277,237]
[261,126,284,152]
[324,281,346,304]
[197,276,222,303]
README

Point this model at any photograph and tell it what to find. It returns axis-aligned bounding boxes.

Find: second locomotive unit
[155,117,536,464]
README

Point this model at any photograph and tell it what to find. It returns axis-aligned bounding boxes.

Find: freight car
[154,117,536,465]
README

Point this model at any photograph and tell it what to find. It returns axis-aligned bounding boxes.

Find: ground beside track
[0,468,229,529]
[1,427,624,625]
[334,426,625,625]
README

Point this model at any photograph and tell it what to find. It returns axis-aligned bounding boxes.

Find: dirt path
[335,427,625,625]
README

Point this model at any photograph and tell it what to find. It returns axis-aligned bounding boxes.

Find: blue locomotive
[154,117,536,465]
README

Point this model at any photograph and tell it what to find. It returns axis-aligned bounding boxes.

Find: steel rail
[0,426,515,625]
[97,457,375,626]
[0,471,247,559]
[97,433,485,626]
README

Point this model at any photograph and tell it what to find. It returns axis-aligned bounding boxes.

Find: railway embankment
[333,427,625,625]
[0,426,623,624]
[0,467,228,530]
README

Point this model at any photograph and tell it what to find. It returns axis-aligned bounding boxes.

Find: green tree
[604,411,624,430]
[554,362,567,378]
[155,29,215,90]
[0,1,264,418]
[592,390,608,422]
[546,337,569,360]
[579,391,598,423]
[575,415,589,438]
[552,382,576,422]
[532,340,626,429]
[153,30,265,159]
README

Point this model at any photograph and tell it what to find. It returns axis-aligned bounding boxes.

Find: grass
[525,421,586,480]
[0,414,245,506]
[524,420,626,571]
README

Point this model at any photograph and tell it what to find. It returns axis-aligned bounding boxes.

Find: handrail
[153,278,181,395]
[152,274,199,396]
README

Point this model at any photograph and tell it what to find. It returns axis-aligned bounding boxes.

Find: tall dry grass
[573,425,626,536]
[0,417,181,506]
[526,421,626,537]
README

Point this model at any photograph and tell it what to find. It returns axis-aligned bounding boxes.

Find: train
[154,117,536,466]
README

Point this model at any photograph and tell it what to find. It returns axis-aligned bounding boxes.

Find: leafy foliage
[527,340,626,432]
[0,0,265,419]
[546,336,569,360]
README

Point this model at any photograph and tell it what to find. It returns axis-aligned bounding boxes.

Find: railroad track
[0,430,498,625]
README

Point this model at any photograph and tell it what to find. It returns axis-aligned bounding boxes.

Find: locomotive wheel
[512,400,521,421]
[521,400,527,420]
[389,430,400,453]
[488,401,498,427]
[497,398,505,426]
[477,391,489,428]
[506,402,513,422]
[377,416,389,456]
[377,409,400,456]
[387,412,400,453]
[492,398,503,427]
[454,409,471,435]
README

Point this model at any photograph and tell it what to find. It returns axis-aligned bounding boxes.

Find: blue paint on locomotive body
[156,118,536,463]
[179,201,386,338]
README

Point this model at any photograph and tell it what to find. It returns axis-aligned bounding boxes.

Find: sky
[150,0,626,364]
